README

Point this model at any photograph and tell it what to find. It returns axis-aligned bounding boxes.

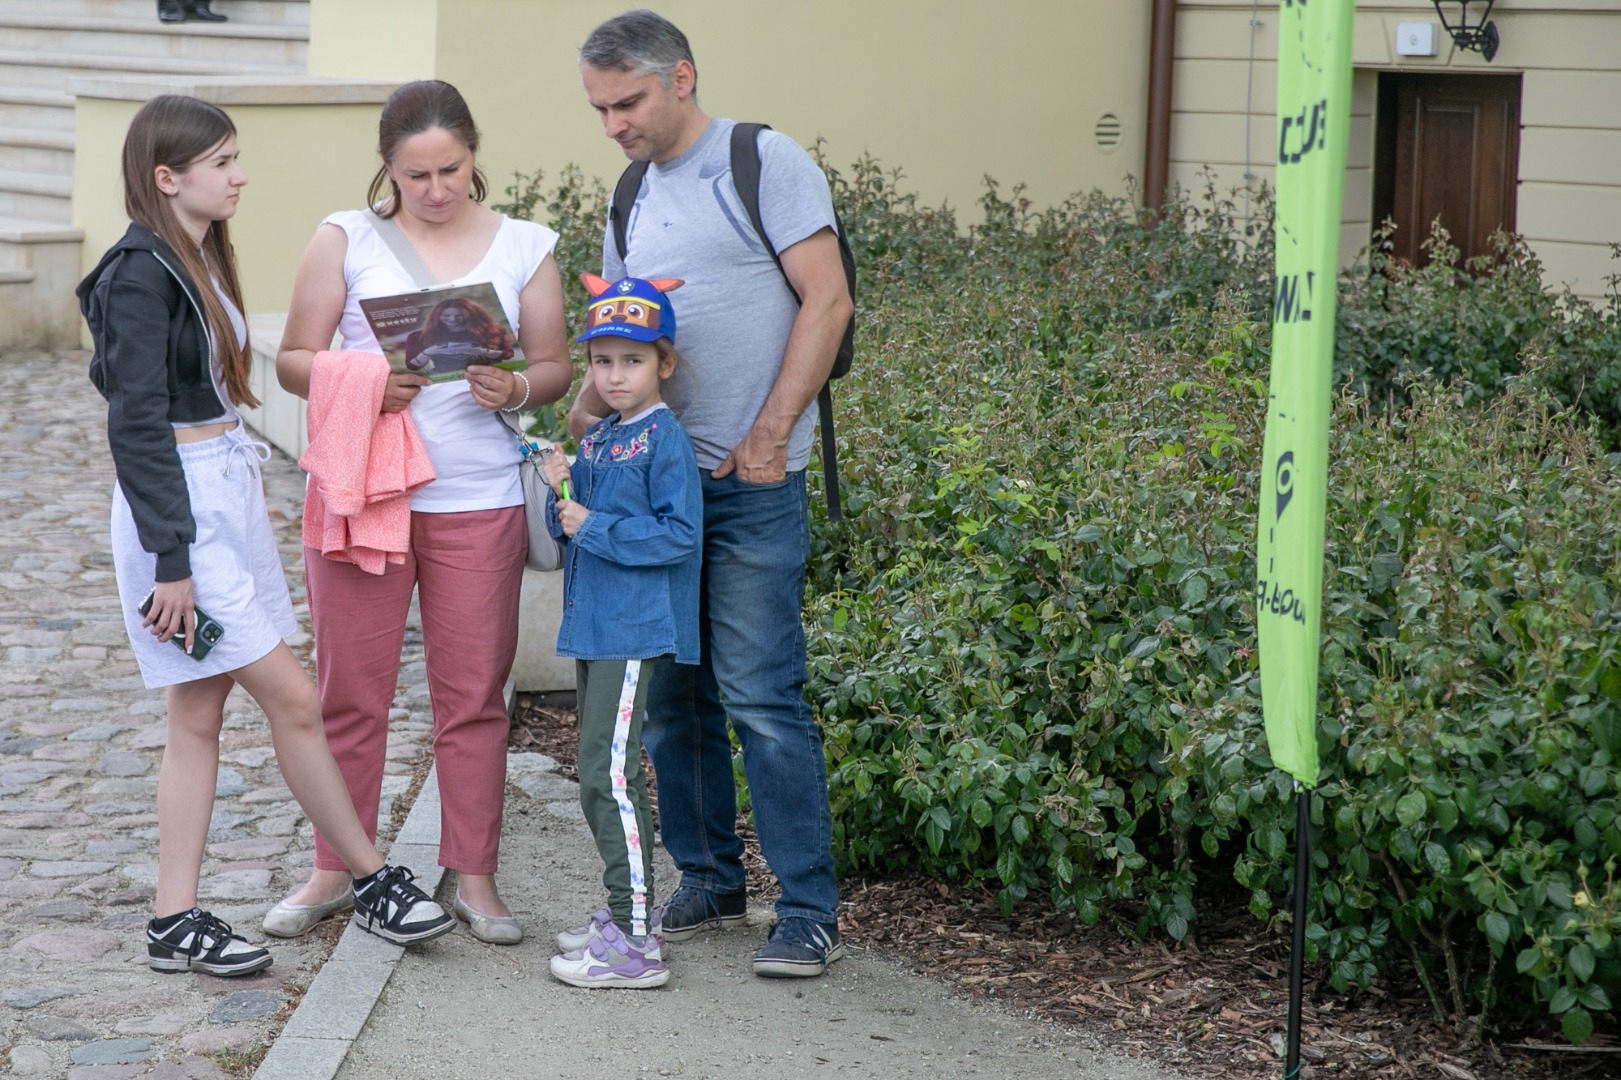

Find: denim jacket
[547,405,702,664]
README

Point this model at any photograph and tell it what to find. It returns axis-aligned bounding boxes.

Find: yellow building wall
[76,2,1620,313]
[308,0,1152,228]
[1170,1,1621,298]
[73,3,1149,360]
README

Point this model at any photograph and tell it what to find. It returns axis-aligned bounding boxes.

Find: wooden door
[1372,73,1522,267]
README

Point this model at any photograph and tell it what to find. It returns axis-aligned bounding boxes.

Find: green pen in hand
[540,444,571,502]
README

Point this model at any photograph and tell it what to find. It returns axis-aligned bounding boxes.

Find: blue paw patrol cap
[577,273,682,345]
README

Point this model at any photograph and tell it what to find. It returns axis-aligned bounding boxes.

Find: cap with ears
[577,272,684,344]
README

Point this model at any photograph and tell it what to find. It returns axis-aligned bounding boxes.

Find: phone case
[139,592,226,661]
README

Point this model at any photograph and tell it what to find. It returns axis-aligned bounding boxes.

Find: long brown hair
[121,94,257,408]
[365,80,488,217]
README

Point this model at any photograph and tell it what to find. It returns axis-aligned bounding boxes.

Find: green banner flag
[1257,0,1356,788]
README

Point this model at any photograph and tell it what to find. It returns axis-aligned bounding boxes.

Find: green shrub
[501,158,1619,1043]
[807,167,1619,1041]
[1335,227,1621,449]
[1533,248,1621,438]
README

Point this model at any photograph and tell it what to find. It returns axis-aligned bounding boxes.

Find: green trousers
[575,657,659,937]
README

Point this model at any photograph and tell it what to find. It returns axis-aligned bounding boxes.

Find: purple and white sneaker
[555,907,614,952]
[555,905,663,952]
[549,921,668,989]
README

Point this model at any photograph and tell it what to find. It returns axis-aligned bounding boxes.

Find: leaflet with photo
[358,282,524,383]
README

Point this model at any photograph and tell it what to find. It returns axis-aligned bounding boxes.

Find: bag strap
[498,409,543,456]
[730,124,788,284]
[730,123,844,522]
[815,385,841,521]
[365,208,436,289]
[609,161,650,263]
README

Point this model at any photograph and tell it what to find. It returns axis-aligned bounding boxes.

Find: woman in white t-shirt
[271,80,571,945]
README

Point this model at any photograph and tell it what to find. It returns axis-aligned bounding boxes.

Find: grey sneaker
[752,917,844,978]
[658,885,746,942]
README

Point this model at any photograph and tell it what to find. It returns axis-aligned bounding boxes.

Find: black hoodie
[77,223,233,582]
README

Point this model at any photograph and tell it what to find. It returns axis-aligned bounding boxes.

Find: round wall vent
[1095,113,1122,154]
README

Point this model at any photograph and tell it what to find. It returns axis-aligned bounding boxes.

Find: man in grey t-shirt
[572,9,852,979]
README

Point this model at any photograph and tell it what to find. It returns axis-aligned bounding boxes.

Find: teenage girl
[544,274,702,989]
[76,94,454,976]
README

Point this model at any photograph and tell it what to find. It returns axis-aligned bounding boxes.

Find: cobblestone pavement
[0,350,434,1079]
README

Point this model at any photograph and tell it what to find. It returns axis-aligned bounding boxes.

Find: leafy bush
[500,157,1619,1042]
[808,167,1620,1041]
[1336,227,1621,447]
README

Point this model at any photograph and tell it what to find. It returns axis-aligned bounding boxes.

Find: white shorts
[112,423,298,689]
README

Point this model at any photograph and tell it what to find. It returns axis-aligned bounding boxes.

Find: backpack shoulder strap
[731,121,849,523]
[609,160,651,263]
[730,122,797,292]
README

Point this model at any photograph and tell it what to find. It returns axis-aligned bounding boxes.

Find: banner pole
[1285,786,1311,1078]
[1262,2,1351,1073]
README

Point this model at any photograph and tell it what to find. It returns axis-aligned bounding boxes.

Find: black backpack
[610,122,856,521]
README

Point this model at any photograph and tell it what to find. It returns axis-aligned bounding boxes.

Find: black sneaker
[752,917,844,978]
[147,908,272,977]
[351,865,454,945]
[658,884,747,942]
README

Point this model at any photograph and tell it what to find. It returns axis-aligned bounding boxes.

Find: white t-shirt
[173,277,245,430]
[323,209,559,513]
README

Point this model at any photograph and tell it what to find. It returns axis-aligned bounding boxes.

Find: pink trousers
[305,506,525,874]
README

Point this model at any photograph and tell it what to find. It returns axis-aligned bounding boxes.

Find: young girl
[76,95,453,977]
[543,274,702,989]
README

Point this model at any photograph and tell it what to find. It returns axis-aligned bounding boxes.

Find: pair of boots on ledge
[158,0,226,22]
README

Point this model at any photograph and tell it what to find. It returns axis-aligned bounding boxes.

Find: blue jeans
[643,470,839,924]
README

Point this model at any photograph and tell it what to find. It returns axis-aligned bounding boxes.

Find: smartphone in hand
[139,591,225,661]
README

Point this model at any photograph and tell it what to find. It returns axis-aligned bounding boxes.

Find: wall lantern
[1429,1,1500,61]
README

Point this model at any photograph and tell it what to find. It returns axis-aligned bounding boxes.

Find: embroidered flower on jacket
[610,429,651,462]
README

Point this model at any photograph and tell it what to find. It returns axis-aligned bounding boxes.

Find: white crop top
[172,278,245,430]
[322,209,560,513]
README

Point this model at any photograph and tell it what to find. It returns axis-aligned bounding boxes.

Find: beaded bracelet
[500,370,532,413]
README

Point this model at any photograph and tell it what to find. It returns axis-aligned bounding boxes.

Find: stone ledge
[2,48,290,77]
[0,127,74,151]
[1,14,308,41]
[0,216,82,244]
[0,87,74,108]
[252,762,442,1080]
[69,74,401,106]
[0,169,71,197]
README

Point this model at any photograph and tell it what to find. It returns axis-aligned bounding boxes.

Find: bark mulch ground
[510,694,1614,1080]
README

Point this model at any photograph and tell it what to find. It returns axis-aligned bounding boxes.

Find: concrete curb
[251,765,444,1080]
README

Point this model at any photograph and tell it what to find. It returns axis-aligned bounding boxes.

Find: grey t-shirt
[601,118,839,472]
